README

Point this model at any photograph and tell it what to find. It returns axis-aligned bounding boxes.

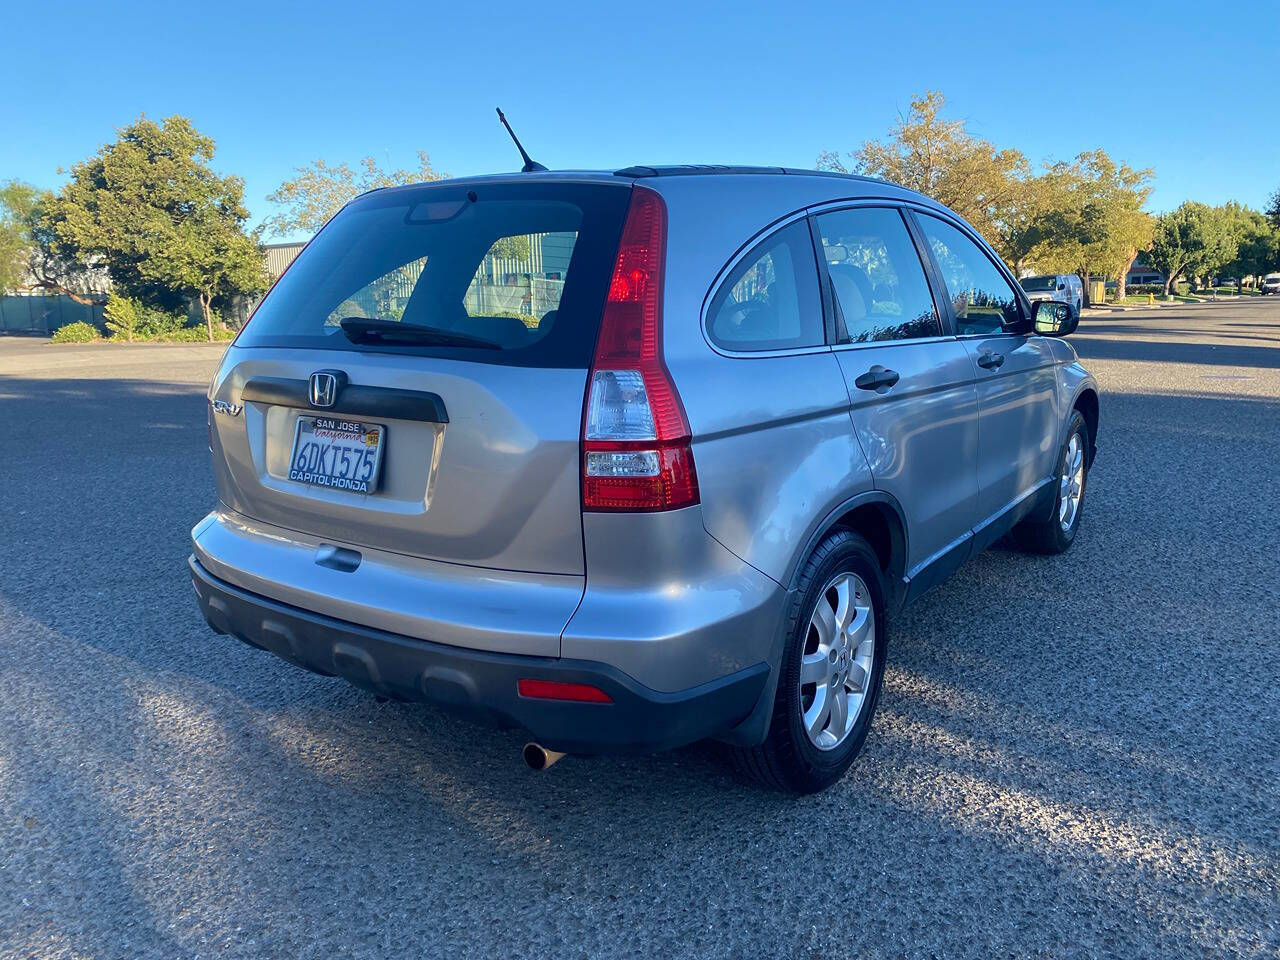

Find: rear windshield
[1019,276,1057,292]
[238,180,631,367]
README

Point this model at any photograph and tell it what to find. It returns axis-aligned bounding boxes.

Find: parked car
[1020,273,1084,316]
[1261,273,1280,295]
[192,166,1099,793]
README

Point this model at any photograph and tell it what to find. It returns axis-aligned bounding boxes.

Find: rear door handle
[977,352,1005,370]
[854,366,901,391]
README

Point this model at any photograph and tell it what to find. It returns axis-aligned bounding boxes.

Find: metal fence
[0,295,105,336]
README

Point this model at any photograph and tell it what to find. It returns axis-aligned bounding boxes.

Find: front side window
[917,214,1024,335]
[707,220,824,351]
[815,207,941,343]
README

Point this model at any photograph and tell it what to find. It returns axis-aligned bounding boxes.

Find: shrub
[51,321,99,344]
[104,293,142,340]
[162,323,236,342]
[136,308,191,339]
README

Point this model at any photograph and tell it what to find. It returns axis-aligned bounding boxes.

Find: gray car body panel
[208,345,588,576]
[195,167,1099,747]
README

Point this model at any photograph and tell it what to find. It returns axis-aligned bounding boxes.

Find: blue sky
[4,0,1275,239]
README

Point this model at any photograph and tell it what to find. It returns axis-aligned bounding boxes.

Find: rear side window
[707,220,824,352]
[815,207,941,343]
[916,214,1023,335]
[238,181,631,368]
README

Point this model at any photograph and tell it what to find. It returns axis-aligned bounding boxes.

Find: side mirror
[1057,282,1066,290]
[1033,299,1077,336]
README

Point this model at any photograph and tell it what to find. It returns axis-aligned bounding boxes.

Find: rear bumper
[190,556,770,754]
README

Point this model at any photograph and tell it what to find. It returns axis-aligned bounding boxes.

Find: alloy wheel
[799,572,876,751]
[1059,432,1085,532]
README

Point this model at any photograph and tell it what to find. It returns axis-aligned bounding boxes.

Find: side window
[916,214,1023,335]
[708,220,824,351]
[814,207,941,343]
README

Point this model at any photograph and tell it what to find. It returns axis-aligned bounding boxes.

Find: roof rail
[613,164,888,186]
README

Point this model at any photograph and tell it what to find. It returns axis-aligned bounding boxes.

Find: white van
[1020,274,1084,317]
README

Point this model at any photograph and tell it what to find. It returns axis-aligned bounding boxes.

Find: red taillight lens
[517,679,614,703]
[582,187,698,512]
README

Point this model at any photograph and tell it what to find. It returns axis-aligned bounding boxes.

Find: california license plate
[288,416,385,494]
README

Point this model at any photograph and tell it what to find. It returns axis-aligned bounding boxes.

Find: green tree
[1029,151,1153,303]
[265,152,444,238]
[1148,202,1234,297]
[41,115,268,339]
[0,180,31,294]
[1219,203,1278,289]
[817,91,1030,249]
[820,93,1152,303]
[1,180,105,301]
[1265,187,1280,231]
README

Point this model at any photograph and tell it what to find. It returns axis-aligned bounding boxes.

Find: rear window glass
[238,181,631,367]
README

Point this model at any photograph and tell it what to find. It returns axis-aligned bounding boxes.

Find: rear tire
[731,530,887,794]
[1013,410,1089,554]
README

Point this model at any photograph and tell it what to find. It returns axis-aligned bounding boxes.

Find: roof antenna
[495,107,547,173]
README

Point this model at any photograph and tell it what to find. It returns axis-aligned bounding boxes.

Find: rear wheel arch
[789,493,908,612]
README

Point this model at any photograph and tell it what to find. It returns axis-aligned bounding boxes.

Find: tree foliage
[1029,151,1153,300]
[818,91,1029,249]
[0,180,31,294]
[1265,187,1280,232]
[1,180,106,301]
[819,92,1153,302]
[1219,202,1279,287]
[1147,202,1236,296]
[41,115,268,338]
[265,152,444,237]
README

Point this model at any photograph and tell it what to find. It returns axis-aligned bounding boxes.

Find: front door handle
[854,366,901,391]
[977,352,1005,370]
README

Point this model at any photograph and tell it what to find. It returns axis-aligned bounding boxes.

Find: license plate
[288,416,385,494]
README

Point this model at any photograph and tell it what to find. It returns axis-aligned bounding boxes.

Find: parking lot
[1,302,1277,958]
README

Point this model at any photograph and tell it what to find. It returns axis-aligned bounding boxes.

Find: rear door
[814,204,981,585]
[912,212,1060,530]
[208,180,632,576]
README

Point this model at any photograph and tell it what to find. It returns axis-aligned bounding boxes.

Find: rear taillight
[582,187,698,512]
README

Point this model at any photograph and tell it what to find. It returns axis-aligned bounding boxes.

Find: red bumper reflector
[517,679,613,703]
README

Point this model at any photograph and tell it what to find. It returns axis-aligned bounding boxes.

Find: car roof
[370,165,943,208]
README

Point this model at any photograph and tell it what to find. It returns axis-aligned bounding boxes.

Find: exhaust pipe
[522,742,566,771]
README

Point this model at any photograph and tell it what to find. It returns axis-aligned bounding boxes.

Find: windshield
[1019,276,1057,292]
[237,180,631,367]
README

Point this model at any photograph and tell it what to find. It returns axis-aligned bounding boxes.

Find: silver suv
[192,167,1099,793]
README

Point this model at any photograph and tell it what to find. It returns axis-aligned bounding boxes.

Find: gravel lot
[1,302,1277,959]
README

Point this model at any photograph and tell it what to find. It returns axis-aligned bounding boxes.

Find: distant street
[1,300,1278,958]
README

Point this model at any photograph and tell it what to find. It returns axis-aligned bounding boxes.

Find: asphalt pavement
[1,303,1277,959]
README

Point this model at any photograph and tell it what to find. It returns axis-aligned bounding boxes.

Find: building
[262,242,307,281]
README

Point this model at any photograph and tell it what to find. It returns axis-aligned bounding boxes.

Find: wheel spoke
[826,686,848,739]
[811,596,837,648]
[804,687,831,740]
[849,603,873,647]
[832,576,853,630]
[846,662,868,694]
[801,652,829,686]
